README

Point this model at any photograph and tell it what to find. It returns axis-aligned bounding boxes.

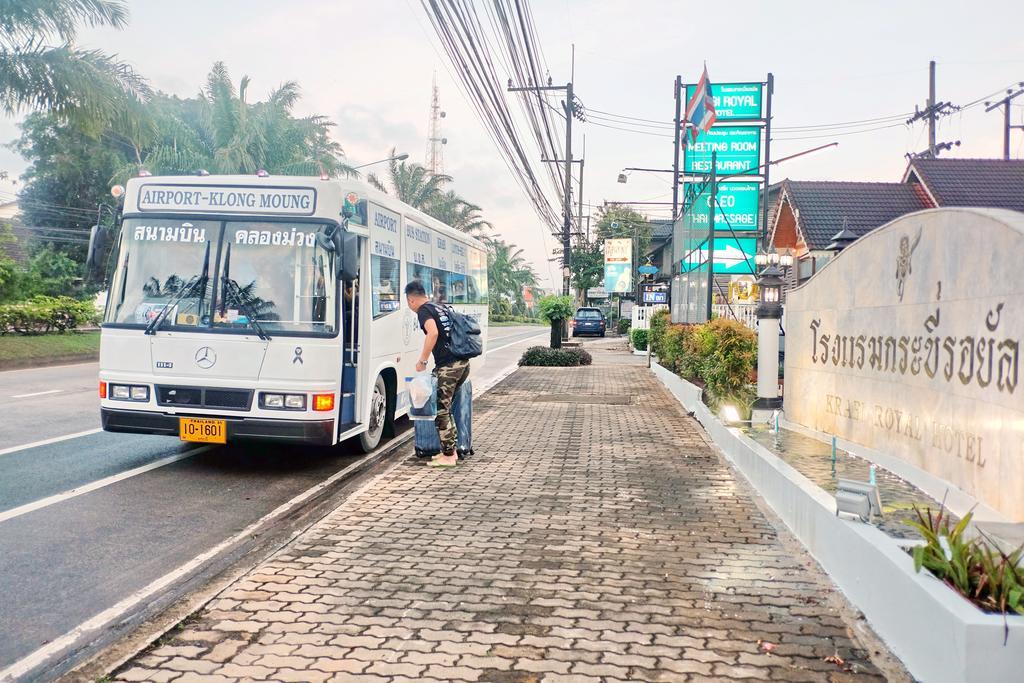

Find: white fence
[712,303,757,330]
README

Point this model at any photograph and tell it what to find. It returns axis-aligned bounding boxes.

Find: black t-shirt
[418,303,456,367]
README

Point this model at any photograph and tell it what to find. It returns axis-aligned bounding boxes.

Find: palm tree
[367,148,450,209]
[109,63,352,182]
[487,240,537,315]
[0,0,150,127]
[425,190,491,240]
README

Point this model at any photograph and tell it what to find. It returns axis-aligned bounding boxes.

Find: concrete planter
[651,361,1024,683]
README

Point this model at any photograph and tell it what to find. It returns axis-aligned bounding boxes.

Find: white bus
[95,173,489,451]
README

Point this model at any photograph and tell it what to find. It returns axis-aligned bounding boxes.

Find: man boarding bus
[94,173,488,452]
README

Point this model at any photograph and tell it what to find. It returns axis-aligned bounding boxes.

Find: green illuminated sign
[685,181,760,231]
[685,82,764,120]
[680,236,756,274]
[684,126,761,175]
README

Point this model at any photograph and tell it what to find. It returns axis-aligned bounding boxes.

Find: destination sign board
[684,126,761,175]
[685,181,760,231]
[137,184,317,216]
[685,82,764,120]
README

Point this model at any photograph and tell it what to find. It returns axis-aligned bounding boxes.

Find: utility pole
[985,83,1024,160]
[705,151,717,323]
[508,80,578,296]
[562,81,574,297]
[906,61,960,157]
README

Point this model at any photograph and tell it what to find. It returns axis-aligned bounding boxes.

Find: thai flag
[684,65,717,144]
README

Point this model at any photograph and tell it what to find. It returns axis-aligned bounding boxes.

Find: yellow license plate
[179,417,227,444]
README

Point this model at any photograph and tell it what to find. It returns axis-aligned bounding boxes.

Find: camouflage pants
[434,359,471,455]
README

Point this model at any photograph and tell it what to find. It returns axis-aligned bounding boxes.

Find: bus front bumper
[101,408,335,445]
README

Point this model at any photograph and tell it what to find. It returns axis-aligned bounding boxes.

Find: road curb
[0,352,98,372]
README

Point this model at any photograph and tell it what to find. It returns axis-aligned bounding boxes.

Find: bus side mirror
[339,231,359,282]
[85,225,108,283]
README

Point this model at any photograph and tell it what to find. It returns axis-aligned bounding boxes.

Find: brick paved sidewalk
[113,346,902,682]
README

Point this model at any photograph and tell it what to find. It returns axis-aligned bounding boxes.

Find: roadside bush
[0,296,98,335]
[691,318,757,399]
[616,318,631,334]
[648,308,669,355]
[519,345,591,367]
[630,328,648,351]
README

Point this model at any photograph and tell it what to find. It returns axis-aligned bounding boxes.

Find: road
[0,325,547,682]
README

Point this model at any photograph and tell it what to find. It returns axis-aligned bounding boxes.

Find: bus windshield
[104,218,338,336]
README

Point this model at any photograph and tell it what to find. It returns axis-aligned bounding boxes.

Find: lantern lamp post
[752,264,785,422]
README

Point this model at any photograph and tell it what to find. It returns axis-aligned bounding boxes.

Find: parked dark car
[571,307,606,337]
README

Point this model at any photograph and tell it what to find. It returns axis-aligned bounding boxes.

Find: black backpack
[430,303,483,359]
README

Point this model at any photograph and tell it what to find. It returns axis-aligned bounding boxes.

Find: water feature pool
[742,426,956,540]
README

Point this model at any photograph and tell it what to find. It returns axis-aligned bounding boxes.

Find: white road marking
[485,330,547,355]
[0,428,102,458]
[0,447,209,525]
[10,389,63,398]
[0,446,392,683]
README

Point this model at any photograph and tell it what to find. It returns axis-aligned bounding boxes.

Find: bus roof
[122,174,487,252]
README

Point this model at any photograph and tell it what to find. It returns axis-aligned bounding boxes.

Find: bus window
[217,222,337,335]
[407,262,433,298]
[430,268,448,304]
[448,272,467,303]
[104,219,221,327]
[468,246,489,305]
[371,255,400,317]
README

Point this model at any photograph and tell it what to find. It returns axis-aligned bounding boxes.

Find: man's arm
[416,318,438,372]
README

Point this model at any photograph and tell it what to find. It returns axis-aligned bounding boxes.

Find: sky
[1,0,1023,289]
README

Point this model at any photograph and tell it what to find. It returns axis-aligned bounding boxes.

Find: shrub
[691,318,757,399]
[616,318,631,334]
[630,328,648,351]
[0,296,98,335]
[909,506,1024,615]
[537,295,574,323]
[519,345,590,367]
[648,308,669,355]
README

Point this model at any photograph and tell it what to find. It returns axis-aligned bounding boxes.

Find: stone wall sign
[784,208,1024,521]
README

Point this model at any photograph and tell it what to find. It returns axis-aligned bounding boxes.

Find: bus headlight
[110,384,149,401]
[260,393,307,410]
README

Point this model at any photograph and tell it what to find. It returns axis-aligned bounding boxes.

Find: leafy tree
[594,205,653,262]
[10,111,124,259]
[537,294,573,348]
[569,241,603,297]
[0,0,150,129]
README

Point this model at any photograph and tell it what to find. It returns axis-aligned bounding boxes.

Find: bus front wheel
[359,374,391,452]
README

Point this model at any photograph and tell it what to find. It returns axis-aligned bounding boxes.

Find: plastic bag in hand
[408,372,433,409]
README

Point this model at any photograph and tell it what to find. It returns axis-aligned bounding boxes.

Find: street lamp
[752,264,785,422]
[352,153,409,171]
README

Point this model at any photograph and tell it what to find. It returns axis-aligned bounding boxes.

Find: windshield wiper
[222,277,270,341]
[144,241,211,336]
[219,243,270,341]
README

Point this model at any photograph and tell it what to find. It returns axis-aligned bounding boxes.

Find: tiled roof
[906,158,1024,211]
[781,180,933,250]
[649,219,673,240]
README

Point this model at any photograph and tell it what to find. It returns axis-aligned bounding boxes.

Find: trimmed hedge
[649,310,757,414]
[630,328,648,351]
[519,345,593,367]
[0,296,98,335]
[616,318,631,334]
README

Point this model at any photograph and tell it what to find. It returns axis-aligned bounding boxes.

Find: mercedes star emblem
[194,346,217,369]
